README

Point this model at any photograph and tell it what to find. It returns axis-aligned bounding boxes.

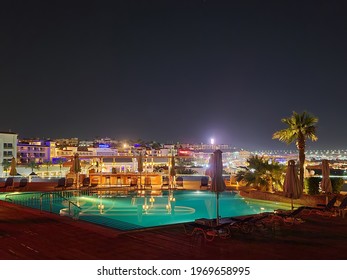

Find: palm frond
[273,111,318,144]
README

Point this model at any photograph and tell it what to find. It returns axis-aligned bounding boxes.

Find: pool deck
[1,199,347,260]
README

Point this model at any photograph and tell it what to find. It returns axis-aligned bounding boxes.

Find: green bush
[330,177,344,194]
[305,177,321,195]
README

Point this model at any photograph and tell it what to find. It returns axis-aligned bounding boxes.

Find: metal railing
[40,192,82,218]
[4,192,82,219]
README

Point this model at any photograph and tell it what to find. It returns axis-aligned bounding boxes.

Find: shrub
[305,177,321,195]
[330,177,344,194]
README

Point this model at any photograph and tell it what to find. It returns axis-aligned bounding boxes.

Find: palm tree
[235,155,285,191]
[2,160,11,176]
[57,158,64,176]
[42,160,52,177]
[27,160,40,175]
[273,111,318,190]
[43,160,52,172]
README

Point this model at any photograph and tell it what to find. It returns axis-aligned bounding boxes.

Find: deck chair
[200,176,210,190]
[337,196,347,217]
[228,213,273,233]
[267,207,307,226]
[184,218,233,241]
[54,178,66,190]
[65,178,75,189]
[302,196,338,217]
[14,178,28,191]
[316,196,347,216]
[79,177,94,194]
[129,177,138,188]
[91,178,99,188]
[0,177,14,191]
[176,176,184,189]
[81,177,90,188]
[143,177,152,190]
[161,176,170,190]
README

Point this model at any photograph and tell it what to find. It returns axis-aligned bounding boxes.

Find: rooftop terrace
[0,199,346,260]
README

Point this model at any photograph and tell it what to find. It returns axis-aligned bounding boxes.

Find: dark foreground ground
[0,200,346,260]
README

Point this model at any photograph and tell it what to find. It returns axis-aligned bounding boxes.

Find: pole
[291,194,294,210]
[216,192,220,226]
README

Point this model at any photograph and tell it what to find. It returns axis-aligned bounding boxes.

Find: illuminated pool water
[0,190,291,231]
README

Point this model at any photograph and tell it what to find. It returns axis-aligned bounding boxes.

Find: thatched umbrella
[9,157,17,176]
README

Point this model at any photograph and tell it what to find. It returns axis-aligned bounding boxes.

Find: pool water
[0,190,290,231]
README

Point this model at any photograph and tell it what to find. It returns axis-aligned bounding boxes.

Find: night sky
[1,0,346,150]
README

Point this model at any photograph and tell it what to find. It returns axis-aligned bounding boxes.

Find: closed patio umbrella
[321,159,332,205]
[9,157,17,176]
[321,159,332,194]
[74,153,81,174]
[283,160,302,209]
[169,156,176,189]
[210,150,226,225]
[138,153,143,188]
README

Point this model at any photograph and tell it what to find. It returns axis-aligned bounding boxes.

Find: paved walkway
[1,200,347,260]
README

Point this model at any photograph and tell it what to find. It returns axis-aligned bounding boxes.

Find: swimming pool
[1,190,291,231]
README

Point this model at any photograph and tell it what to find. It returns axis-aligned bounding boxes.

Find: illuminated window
[3,143,13,149]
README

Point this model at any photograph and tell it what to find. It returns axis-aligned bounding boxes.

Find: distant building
[17,139,55,164]
[0,131,18,164]
[55,138,79,147]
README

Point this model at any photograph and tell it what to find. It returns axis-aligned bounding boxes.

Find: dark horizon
[1,1,346,151]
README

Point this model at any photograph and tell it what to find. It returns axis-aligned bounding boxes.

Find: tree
[43,160,52,172]
[27,160,40,175]
[175,157,198,174]
[43,160,52,177]
[235,155,285,191]
[273,111,318,190]
[56,158,64,175]
[2,160,11,176]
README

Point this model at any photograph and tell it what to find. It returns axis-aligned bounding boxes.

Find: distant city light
[210,138,215,145]
[98,144,110,148]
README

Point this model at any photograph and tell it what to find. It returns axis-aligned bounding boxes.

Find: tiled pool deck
[1,199,347,260]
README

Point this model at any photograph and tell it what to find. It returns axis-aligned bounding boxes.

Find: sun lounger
[65,178,75,190]
[14,178,28,191]
[175,176,184,189]
[54,178,66,190]
[161,176,170,190]
[184,213,272,241]
[91,178,99,188]
[228,213,272,233]
[130,177,138,187]
[200,176,210,190]
[337,196,347,217]
[143,177,152,190]
[267,207,307,226]
[302,196,338,217]
[0,177,14,191]
[81,177,90,188]
[309,196,347,217]
[184,218,233,241]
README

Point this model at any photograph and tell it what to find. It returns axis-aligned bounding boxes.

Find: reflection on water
[72,191,290,230]
[0,190,291,231]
